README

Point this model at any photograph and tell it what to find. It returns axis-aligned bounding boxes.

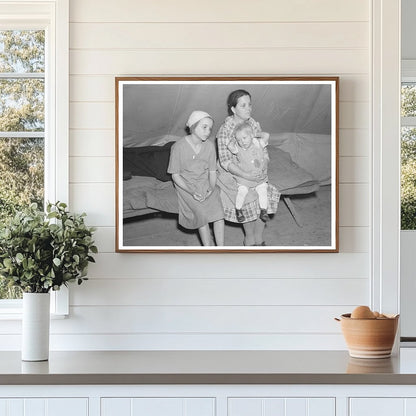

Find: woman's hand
[256,131,270,144]
[229,163,265,182]
[244,170,266,182]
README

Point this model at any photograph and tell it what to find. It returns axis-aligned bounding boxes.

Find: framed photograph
[116,77,339,253]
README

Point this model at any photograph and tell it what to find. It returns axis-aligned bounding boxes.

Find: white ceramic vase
[22,292,50,361]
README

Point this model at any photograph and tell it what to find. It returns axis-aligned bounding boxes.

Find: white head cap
[186,110,213,128]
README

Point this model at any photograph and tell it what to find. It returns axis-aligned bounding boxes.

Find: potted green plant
[0,202,97,361]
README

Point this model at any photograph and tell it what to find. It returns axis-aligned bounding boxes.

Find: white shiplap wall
[57,0,371,350]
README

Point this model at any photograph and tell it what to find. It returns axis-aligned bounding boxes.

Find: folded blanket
[267,146,319,195]
[123,142,174,182]
[269,133,331,185]
[123,176,179,214]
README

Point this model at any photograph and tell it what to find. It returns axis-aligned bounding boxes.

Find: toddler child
[228,121,270,223]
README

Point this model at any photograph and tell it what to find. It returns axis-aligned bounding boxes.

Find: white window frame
[371,0,401,321]
[399,60,416,340]
[0,0,69,317]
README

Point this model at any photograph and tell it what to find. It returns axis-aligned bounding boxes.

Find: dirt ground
[123,185,332,247]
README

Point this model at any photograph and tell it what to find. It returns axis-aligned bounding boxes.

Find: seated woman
[216,89,280,246]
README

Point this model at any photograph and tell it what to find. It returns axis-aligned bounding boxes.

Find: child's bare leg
[236,185,249,209]
[198,224,211,246]
[256,182,268,209]
[242,220,256,246]
[235,185,248,223]
[256,182,270,223]
[213,219,224,246]
[254,218,266,245]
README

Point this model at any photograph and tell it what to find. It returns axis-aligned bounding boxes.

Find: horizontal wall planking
[339,102,369,130]
[70,129,115,157]
[70,74,369,103]
[0,335,21,350]
[69,0,369,23]
[70,49,369,76]
[339,183,369,227]
[70,181,368,227]
[69,183,114,226]
[50,305,354,334]
[339,226,369,253]
[86,252,369,279]
[70,277,368,306]
[69,128,370,158]
[68,155,366,184]
[0,333,347,351]
[1,304,352,335]
[339,129,369,157]
[92,226,115,253]
[339,76,369,102]
[50,333,346,351]
[69,156,114,183]
[339,156,369,183]
[69,102,368,130]
[70,75,115,102]
[89,225,369,254]
[70,22,369,50]
[70,102,113,129]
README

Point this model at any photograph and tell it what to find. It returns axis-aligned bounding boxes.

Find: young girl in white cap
[167,110,224,246]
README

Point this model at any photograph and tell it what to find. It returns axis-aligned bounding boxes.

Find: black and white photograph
[116,77,338,252]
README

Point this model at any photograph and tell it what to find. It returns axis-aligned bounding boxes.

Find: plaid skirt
[217,168,280,223]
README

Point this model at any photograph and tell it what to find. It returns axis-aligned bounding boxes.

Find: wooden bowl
[337,313,399,359]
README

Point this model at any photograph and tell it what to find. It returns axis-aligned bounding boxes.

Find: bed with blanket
[122,133,329,223]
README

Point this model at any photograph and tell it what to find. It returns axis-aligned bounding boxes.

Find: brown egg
[351,305,376,319]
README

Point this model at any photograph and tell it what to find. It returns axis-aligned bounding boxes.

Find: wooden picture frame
[116,77,339,252]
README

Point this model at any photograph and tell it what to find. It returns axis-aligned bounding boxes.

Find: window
[401,62,416,230]
[0,0,69,314]
[0,29,45,300]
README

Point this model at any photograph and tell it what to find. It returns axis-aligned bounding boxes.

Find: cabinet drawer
[228,397,335,416]
[350,398,416,416]
[0,398,88,416]
[101,397,215,416]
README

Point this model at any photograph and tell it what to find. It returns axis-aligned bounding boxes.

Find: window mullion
[401,117,416,127]
[0,73,44,79]
[0,132,45,138]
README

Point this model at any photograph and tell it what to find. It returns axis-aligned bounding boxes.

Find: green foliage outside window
[402,84,416,118]
[401,83,416,230]
[401,128,416,229]
[0,30,45,299]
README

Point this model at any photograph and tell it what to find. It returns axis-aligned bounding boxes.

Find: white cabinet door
[350,398,404,416]
[101,397,215,416]
[228,397,335,416]
[0,398,88,416]
[350,398,416,416]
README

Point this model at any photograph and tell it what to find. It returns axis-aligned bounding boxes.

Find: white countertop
[1,349,416,385]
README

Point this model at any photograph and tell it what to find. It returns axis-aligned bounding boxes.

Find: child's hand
[193,192,204,202]
[197,188,212,202]
[249,170,266,182]
[227,139,239,155]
